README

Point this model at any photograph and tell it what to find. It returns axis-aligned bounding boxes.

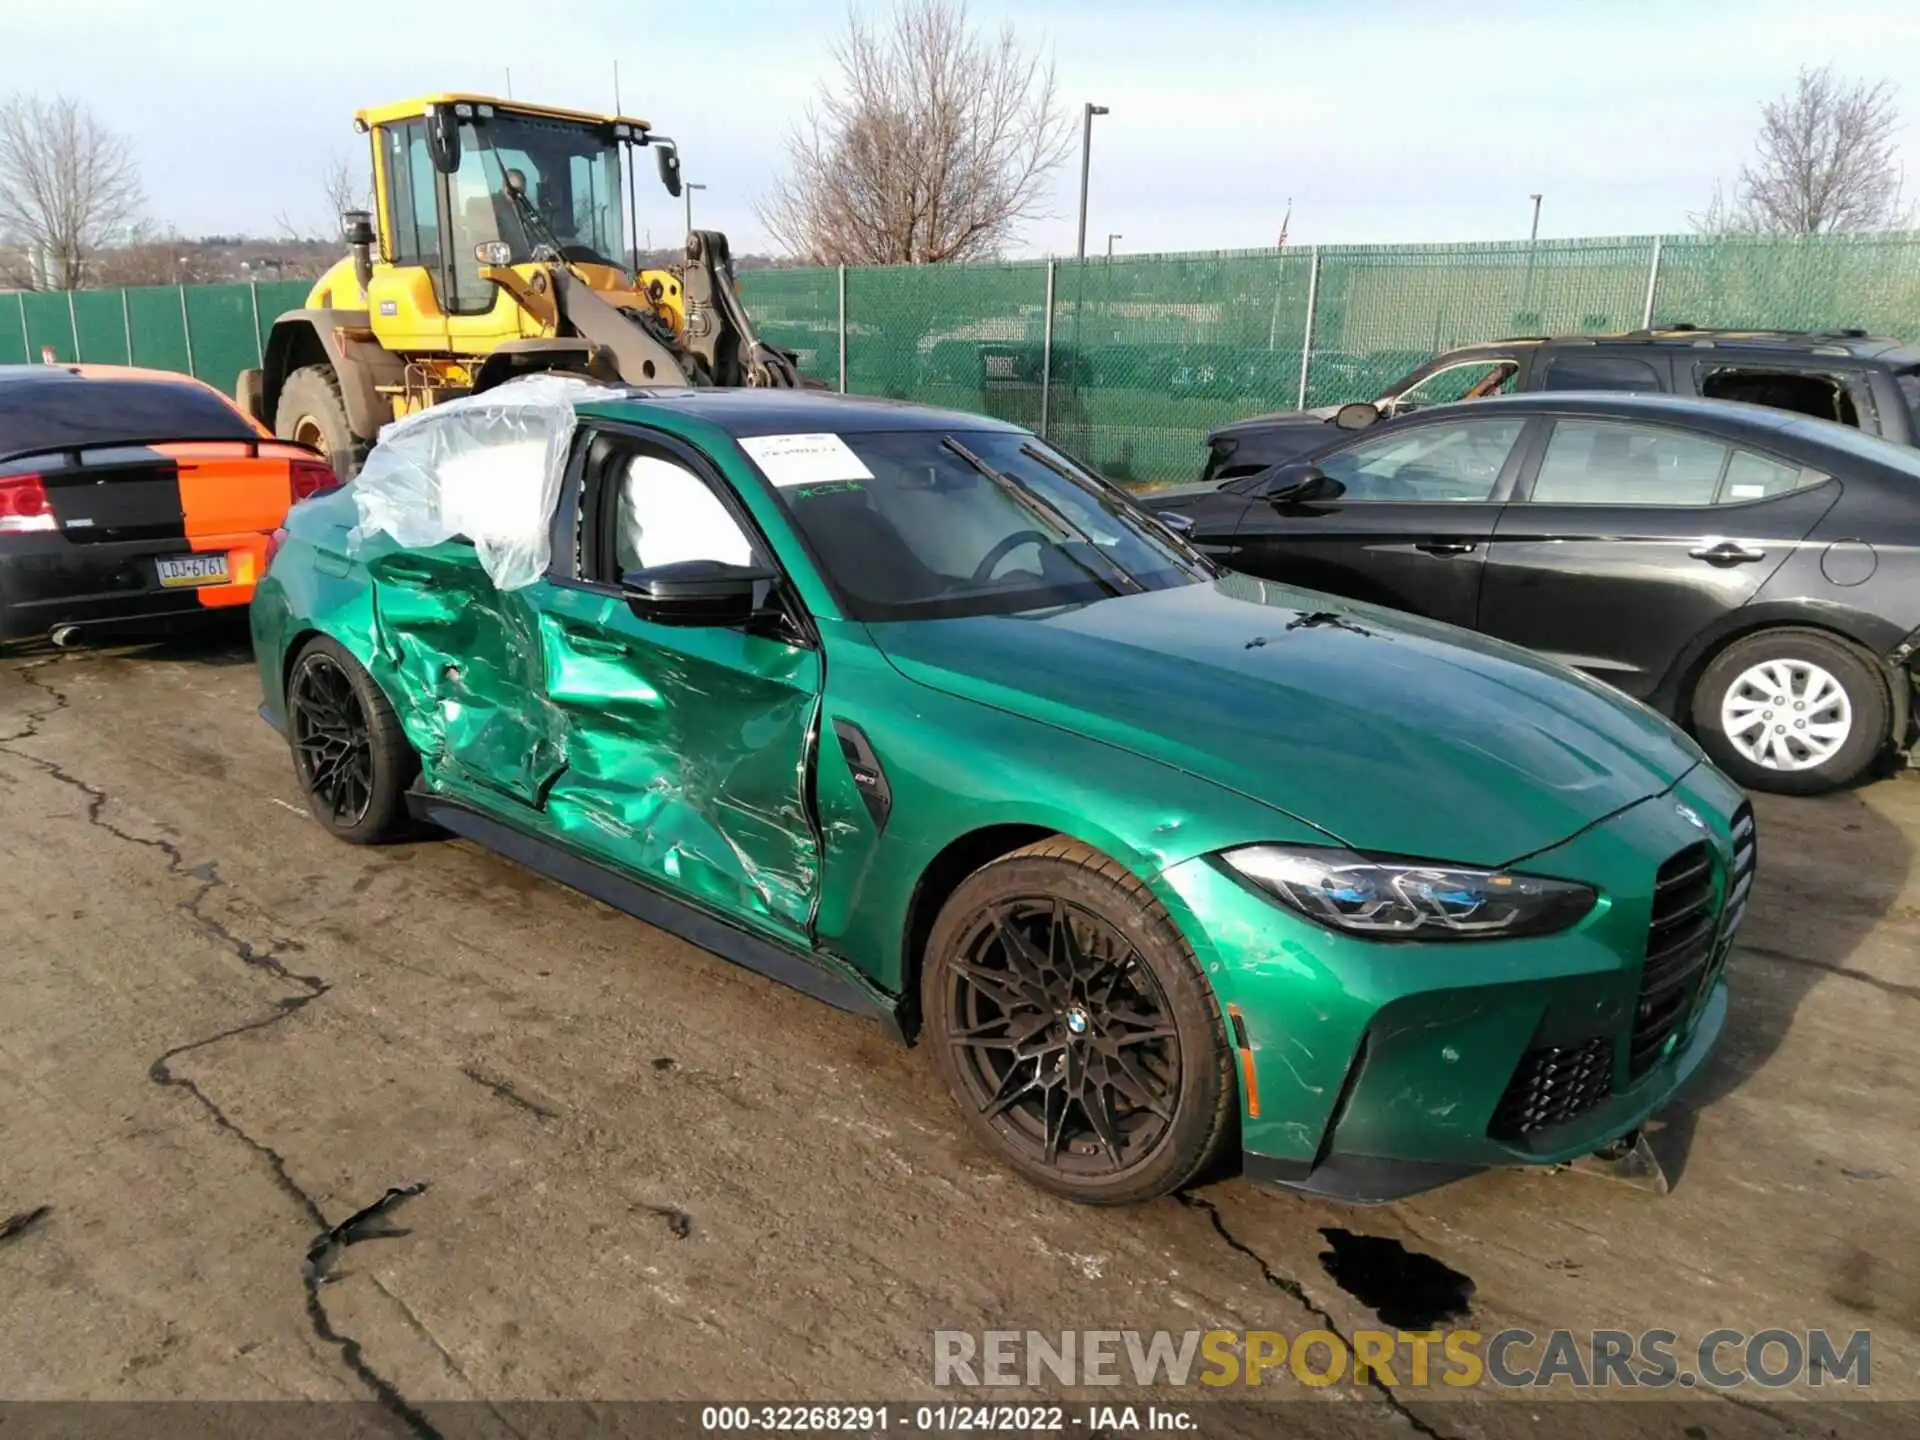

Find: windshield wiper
[940,437,1143,596]
[1017,442,1214,572]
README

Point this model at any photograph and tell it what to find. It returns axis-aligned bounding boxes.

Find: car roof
[1447,328,1920,365]
[0,362,250,400]
[1381,390,1820,433]
[575,386,1029,438]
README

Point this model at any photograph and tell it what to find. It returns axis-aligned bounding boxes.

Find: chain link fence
[6,234,1917,484]
[1,279,313,377]
[743,232,1920,484]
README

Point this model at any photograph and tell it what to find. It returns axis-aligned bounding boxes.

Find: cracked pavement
[1,631,1917,1438]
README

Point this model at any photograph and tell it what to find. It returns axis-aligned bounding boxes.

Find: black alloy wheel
[286,636,417,843]
[292,651,373,828]
[946,896,1183,1174]
[923,838,1234,1204]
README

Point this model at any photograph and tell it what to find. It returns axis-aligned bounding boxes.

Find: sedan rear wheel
[922,838,1235,1204]
[288,636,417,842]
[1693,629,1889,795]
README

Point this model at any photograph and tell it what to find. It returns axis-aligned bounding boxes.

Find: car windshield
[756,429,1215,621]
[0,376,257,461]
[453,113,625,267]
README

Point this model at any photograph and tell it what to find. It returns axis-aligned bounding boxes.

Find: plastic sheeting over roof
[347,374,612,590]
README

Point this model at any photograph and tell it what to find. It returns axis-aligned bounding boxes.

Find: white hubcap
[1720,658,1852,771]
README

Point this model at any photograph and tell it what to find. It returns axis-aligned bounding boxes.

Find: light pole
[1075,103,1108,261]
[1523,194,1544,323]
[1106,232,1122,261]
[685,182,708,238]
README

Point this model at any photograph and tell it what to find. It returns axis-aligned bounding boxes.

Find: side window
[382,121,440,270]
[1531,421,1727,505]
[1698,366,1861,428]
[1317,418,1526,502]
[1540,354,1664,392]
[1386,360,1519,414]
[1896,368,1920,436]
[611,453,756,576]
[1722,449,1820,501]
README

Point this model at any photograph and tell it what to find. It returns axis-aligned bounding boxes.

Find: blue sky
[4,0,1919,255]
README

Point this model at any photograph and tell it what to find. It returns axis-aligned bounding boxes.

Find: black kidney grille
[1490,1036,1615,1140]
[1631,840,1721,1077]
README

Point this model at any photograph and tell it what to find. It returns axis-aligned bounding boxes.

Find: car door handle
[1414,539,1478,556]
[1688,540,1767,565]
[560,628,630,657]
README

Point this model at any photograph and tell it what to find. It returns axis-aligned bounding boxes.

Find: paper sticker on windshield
[739,433,874,488]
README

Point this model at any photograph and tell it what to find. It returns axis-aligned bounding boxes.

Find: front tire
[921,838,1235,1205]
[274,365,369,482]
[1691,628,1889,795]
[287,636,417,843]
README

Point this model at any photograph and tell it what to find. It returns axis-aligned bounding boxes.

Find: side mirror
[473,241,514,267]
[425,106,462,174]
[1264,464,1347,506]
[620,559,775,627]
[1333,401,1380,431]
[655,142,683,198]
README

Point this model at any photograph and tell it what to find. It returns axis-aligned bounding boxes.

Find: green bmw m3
[251,381,1753,1206]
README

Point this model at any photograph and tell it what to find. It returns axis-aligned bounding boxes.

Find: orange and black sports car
[0,363,332,645]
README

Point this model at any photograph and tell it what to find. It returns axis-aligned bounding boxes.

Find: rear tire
[921,837,1235,1205]
[1691,628,1889,795]
[287,636,417,843]
[275,365,369,482]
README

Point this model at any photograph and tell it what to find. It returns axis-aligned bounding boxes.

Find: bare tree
[89,224,220,288]
[274,152,373,243]
[1697,67,1914,234]
[758,0,1072,264]
[0,93,145,288]
[321,153,373,221]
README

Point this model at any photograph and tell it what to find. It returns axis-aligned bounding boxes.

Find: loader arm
[678,230,801,389]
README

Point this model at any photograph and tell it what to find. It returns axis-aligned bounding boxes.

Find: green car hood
[868,574,1704,868]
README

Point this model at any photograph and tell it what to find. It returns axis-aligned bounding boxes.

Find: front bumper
[1157,763,1749,1202]
[0,530,268,643]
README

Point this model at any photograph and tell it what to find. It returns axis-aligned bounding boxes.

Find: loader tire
[275,365,370,482]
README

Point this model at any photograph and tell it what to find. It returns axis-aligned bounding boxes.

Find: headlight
[1221,844,1596,941]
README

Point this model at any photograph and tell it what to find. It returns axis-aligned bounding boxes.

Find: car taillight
[290,458,335,502]
[0,472,54,533]
[266,527,289,567]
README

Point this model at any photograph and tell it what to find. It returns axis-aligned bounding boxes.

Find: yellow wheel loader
[237,94,802,478]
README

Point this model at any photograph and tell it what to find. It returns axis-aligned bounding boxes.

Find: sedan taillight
[0,472,54,533]
[290,458,335,502]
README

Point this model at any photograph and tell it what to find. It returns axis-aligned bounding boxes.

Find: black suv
[1205,327,1920,481]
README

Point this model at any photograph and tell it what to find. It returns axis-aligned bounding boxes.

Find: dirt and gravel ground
[1,625,1916,1439]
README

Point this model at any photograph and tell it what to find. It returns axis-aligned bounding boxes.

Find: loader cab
[356,95,675,357]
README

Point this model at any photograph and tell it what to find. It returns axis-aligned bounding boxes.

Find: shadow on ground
[1653,782,1915,1185]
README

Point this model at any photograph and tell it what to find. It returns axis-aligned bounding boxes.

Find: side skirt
[406,788,907,1044]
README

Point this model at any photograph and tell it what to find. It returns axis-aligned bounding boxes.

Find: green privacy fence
[745,232,1920,484]
[0,280,312,376]
[6,233,1919,482]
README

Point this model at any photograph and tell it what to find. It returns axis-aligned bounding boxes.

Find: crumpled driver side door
[528,426,824,945]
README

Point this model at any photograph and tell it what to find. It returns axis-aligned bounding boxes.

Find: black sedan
[1142,392,1919,795]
